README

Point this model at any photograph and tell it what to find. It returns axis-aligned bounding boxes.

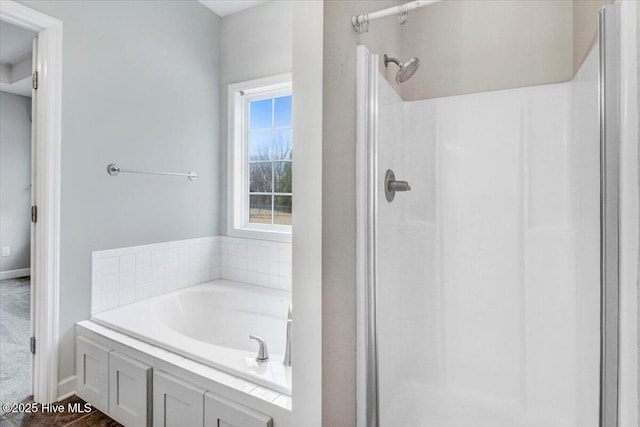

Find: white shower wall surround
[91,236,292,314]
[375,46,599,427]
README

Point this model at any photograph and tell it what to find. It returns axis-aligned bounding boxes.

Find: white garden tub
[91,279,292,395]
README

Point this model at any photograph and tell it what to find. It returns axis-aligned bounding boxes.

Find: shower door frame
[355,45,379,427]
[355,3,634,422]
[615,2,640,425]
[598,5,620,426]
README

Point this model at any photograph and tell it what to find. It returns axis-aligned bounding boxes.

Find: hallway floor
[0,395,122,426]
[0,277,31,409]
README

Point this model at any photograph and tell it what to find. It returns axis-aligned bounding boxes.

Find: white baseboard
[0,268,30,280]
[57,375,76,401]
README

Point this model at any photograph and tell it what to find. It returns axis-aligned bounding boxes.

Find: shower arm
[384,55,401,68]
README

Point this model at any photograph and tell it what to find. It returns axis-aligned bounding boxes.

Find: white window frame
[227,73,292,242]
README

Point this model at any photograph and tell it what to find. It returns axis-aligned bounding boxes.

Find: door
[29,33,37,398]
[358,19,603,424]
[153,371,205,427]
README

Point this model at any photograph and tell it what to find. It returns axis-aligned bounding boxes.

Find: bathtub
[91,279,292,395]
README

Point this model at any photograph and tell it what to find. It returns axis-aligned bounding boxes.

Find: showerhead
[396,57,420,83]
[384,54,420,84]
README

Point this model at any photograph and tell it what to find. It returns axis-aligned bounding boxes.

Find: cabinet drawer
[153,371,205,427]
[76,336,109,413]
[204,392,273,427]
[108,351,152,427]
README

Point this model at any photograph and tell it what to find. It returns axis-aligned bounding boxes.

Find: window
[248,94,292,225]
[228,74,292,242]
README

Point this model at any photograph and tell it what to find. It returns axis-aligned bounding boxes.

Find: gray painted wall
[219,1,292,233]
[401,0,611,101]
[18,0,221,380]
[0,92,31,273]
[401,1,573,100]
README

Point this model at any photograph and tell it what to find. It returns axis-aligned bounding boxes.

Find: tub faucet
[249,335,269,362]
[283,303,292,366]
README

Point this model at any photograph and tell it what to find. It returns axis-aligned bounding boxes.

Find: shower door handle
[388,180,411,192]
[385,169,411,202]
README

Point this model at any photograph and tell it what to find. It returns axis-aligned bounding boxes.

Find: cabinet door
[153,371,205,427]
[204,392,273,427]
[76,336,110,413]
[108,351,152,427]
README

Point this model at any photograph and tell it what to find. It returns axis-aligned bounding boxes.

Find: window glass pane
[274,96,292,127]
[274,129,292,160]
[249,130,272,161]
[249,163,272,193]
[274,162,292,193]
[274,195,292,225]
[241,90,292,231]
[250,99,272,129]
[250,195,272,224]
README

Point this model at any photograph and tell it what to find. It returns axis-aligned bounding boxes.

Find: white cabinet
[108,351,152,427]
[204,392,273,427]
[153,371,205,427]
[76,336,110,412]
[75,325,288,427]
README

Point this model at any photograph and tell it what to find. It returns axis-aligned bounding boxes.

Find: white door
[29,34,37,398]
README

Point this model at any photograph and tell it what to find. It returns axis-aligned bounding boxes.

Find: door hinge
[30,336,36,354]
[31,206,37,223]
[32,71,38,90]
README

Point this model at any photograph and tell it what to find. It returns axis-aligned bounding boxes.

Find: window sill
[227,226,292,243]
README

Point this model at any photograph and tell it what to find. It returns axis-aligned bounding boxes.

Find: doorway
[0,19,36,407]
[0,0,62,405]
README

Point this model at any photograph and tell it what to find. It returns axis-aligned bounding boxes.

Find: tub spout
[249,335,269,362]
[283,303,292,366]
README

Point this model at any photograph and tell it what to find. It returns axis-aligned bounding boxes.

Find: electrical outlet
[2,247,9,257]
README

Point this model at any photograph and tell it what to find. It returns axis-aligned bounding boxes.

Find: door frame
[0,0,62,404]
[615,2,639,425]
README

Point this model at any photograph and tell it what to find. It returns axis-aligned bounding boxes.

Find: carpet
[0,276,32,409]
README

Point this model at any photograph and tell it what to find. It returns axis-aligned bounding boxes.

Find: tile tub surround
[91,236,292,314]
[91,237,221,314]
[219,236,292,291]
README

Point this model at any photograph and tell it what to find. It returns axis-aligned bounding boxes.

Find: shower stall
[355,2,635,427]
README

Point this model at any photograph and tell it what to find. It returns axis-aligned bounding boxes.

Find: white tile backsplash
[219,236,292,292]
[91,235,292,314]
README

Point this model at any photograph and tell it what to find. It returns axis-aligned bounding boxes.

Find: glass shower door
[358,14,606,421]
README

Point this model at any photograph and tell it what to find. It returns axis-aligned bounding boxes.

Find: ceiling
[0,20,35,97]
[198,0,268,17]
